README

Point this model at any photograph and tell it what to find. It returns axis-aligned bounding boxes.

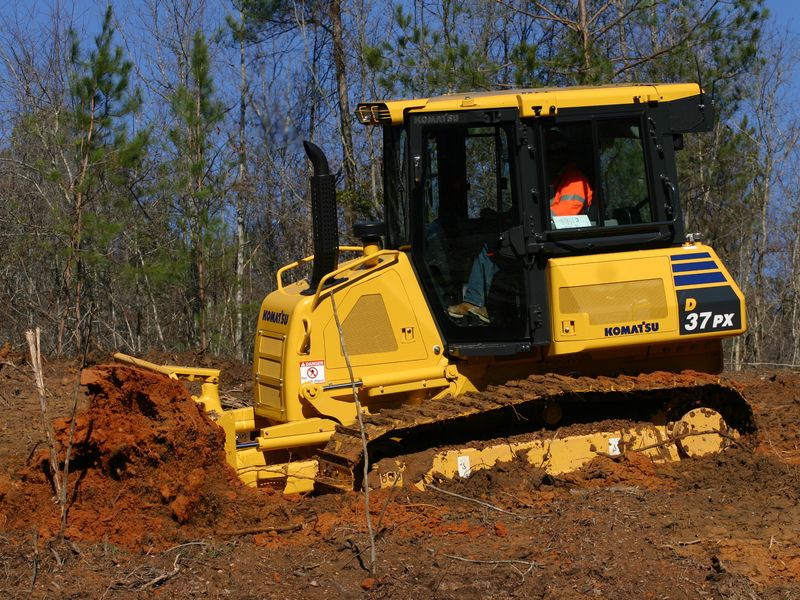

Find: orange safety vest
[551,163,593,216]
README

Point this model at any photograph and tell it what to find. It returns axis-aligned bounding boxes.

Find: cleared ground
[0,351,798,599]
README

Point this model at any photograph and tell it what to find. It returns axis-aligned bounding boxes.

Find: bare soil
[0,352,798,599]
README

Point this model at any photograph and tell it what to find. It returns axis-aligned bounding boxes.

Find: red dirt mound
[0,364,279,550]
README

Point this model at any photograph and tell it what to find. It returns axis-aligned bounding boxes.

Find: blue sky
[1,0,798,106]
[767,0,800,28]
[764,0,800,98]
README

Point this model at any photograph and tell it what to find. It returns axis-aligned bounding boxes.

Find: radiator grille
[341,294,398,355]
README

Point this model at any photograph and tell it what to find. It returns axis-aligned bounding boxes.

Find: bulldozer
[116,83,752,494]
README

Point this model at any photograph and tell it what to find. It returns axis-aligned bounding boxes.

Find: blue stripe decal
[674,272,727,286]
[671,252,711,262]
[671,260,718,273]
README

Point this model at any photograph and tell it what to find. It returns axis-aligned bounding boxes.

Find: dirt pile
[0,364,278,550]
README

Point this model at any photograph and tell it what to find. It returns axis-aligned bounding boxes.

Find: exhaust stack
[303,141,339,290]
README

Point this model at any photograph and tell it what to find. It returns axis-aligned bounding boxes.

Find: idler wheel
[672,407,730,458]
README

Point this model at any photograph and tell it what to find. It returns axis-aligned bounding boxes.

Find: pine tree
[55,6,149,354]
[168,31,226,353]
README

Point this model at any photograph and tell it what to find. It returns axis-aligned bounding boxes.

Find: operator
[447,130,592,324]
[548,134,593,217]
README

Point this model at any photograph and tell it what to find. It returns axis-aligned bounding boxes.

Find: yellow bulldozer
[117,83,753,494]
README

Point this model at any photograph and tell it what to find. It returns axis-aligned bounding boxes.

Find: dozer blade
[316,371,754,492]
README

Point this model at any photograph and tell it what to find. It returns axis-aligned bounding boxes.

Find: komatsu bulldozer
[117,83,753,494]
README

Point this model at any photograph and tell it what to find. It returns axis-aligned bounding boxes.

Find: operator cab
[365,86,712,356]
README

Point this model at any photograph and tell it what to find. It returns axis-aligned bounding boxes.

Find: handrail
[311,249,400,310]
[276,246,363,290]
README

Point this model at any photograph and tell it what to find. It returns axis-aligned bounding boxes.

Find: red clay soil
[0,364,280,551]
[0,357,798,599]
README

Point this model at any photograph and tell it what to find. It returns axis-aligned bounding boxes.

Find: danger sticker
[300,360,325,384]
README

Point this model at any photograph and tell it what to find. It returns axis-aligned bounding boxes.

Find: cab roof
[355,83,703,125]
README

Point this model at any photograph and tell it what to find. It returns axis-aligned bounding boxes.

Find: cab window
[543,117,651,230]
[420,124,518,309]
[384,126,408,248]
[414,117,527,341]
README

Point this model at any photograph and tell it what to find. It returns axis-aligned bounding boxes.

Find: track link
[315,371,754,492]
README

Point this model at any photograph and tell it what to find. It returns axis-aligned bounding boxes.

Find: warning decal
[300,360,325,384]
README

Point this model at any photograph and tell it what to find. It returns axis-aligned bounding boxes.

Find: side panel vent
[341,294,398,356]
[560,279,667,325]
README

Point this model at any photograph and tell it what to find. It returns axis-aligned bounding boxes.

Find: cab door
[407,109,533,356]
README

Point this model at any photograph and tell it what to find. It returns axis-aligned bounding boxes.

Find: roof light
[355,103,392,125]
